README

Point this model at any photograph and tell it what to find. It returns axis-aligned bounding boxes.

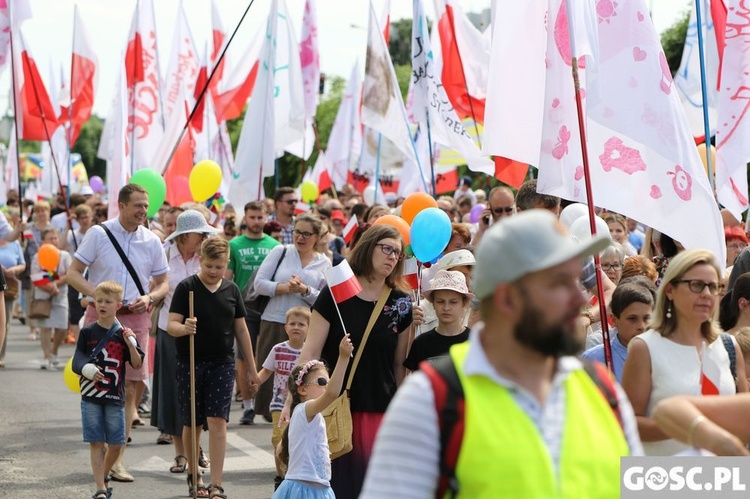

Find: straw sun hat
[423,270,475,302]
[164,209,219,242]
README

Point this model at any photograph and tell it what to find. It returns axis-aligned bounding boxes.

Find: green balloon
[129,169,166,218]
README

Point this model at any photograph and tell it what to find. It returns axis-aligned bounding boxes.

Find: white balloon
[560,203,589,228]
[570,215,612,242]
[362,184,386,206]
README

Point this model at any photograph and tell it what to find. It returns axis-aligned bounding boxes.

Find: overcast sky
[3,0,692,118]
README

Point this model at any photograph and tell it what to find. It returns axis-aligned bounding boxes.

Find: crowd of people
[3,176,750,498]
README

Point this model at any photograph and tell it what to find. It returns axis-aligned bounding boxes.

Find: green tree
[388,19,413,66]
[73,116,106,179]
[660,9,690,75]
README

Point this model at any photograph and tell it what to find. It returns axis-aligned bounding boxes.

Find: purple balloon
[89,176,104,193]
[469,204,485,224]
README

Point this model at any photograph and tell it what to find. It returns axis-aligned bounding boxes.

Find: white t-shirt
[285,401,331,487]
[261,341,302,412]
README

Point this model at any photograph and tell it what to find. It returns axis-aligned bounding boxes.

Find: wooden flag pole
[565,1,614,374]
[189,291,198,499]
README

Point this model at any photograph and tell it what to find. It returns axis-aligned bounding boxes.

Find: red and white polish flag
[31,272,53,287]
[342,214,358,245]
[325,260,363,304]
[402,257,419,291]
[294,202,311,215]
[700,342,722,396]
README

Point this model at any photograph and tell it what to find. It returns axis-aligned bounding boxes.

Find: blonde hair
[651,248,722,342]
[33,202,50,213]
[95,281,124,301]
[201,237,229,260]
[286,306,311,325]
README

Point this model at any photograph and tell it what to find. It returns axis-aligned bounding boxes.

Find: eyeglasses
[727,243,747,251]
[673,279,725,295]
[282,199,299,205]
[492,206,515,214]
[293,229,315,239]
[302,377,328,387]
[376,243,405,261]
[600,263,622,271]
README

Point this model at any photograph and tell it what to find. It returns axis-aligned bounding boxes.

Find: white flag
[485,0,725,266]
[229,0,279,205]
[361,1,421,174]
[715,0,750,220]
[411,0,493,175]
[326,61,362,189]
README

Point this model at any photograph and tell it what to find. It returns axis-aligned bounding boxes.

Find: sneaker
[239,409,255,425]
[40,359,51,370]
[137,402,151,415]
[51,355,60,367]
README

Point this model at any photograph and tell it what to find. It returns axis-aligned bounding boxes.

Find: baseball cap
[331,210,347,224]
[473,210,611,300]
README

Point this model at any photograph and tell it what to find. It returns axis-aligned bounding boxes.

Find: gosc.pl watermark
[622,457,748,498]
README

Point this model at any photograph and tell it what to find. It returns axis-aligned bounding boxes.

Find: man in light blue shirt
[581,280,654,382]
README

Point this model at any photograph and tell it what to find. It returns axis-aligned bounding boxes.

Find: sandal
[198,447,210,468]
[187,473,209,498]
[92,491,108,499]
[208,484,227,499]
[170,455,187,473]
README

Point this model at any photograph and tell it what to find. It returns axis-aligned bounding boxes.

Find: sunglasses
[673,279,724,296]
[376,243,405,261]
[302,377,329,387]
[282,199,299,205]
[492,206,515,214]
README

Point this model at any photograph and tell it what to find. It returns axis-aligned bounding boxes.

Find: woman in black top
[289,225,422,498]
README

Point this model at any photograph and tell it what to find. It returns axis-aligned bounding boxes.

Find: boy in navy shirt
[73,281,144,499]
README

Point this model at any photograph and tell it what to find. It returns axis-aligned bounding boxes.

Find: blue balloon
[410,208,452,263]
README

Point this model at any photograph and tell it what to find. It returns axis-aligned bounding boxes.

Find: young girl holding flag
[274,334,354,499]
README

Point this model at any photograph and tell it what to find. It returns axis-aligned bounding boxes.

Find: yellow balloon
[300,180,319,203]
[697,143,716,176]
[63,357,81,394]
[189,160,223,202]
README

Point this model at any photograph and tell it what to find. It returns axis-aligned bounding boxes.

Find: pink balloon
[469,204,485,224]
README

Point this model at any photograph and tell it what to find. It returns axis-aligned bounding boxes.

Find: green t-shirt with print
[228,234,281,290]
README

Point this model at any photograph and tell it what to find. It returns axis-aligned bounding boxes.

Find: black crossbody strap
[272,246,288,281]
[101,224,147,297]
[89,323,123,361]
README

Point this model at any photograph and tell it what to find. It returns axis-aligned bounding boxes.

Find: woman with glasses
[288,225,417,498]
[254,213,331,422]
[583,244,625,349]
[622,249,748,456]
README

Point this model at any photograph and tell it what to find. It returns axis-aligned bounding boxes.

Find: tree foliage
[660,9,690,75]
[73,116,106,179]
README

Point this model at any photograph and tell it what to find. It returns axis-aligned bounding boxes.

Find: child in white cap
[404,270,474,371]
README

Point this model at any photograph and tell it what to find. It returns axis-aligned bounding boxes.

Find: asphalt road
[0,318,277,498]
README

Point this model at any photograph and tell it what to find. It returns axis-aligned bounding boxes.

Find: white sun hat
[164,209,220,242]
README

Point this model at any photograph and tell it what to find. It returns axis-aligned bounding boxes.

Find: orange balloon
[401,193,438,225]
[38,243,60,272]
[373,215,411,245]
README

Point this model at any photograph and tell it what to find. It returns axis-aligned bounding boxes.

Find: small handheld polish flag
[342,214,358,245]
[324,260,363,303]
[402,258,419,291]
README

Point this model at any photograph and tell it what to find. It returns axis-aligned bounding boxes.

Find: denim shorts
[81,400,126,444]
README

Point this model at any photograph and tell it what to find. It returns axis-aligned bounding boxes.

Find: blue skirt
[272,479,335,499]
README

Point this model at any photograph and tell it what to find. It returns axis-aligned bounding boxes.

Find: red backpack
[421,358,624,499]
